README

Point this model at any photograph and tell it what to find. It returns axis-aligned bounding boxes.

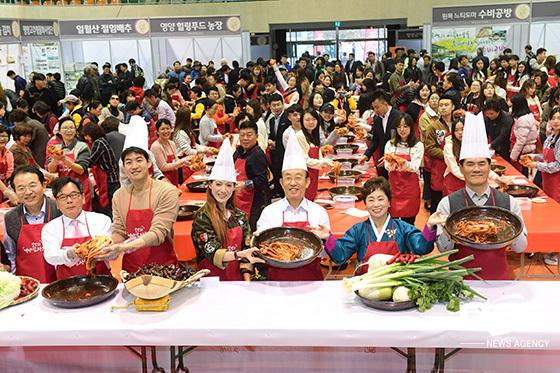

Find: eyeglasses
[60,127,75,132]
[110,97,119,100]
[56,192,82,202]
[0,135,9,139]
[283,176,305,183]
[15,182,41,194]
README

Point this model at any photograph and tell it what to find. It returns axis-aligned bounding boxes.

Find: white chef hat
[123,115,149,152]
[460,112,492,161]
[209,137,237,182]
[282,129,308,172]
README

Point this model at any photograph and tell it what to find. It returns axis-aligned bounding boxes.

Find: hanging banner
[20,20,59,42]
[0,20,21,43]
[149,16,241,38]
[532,1,560,22]
[58,19,150,40]
[431,26,512,65]
[432,3,531,27]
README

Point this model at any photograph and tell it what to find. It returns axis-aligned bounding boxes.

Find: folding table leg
[124,346,148,373]
[406,347,416,373]
[151,346,165,372]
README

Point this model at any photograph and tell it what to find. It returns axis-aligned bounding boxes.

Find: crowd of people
[0,41,558,284]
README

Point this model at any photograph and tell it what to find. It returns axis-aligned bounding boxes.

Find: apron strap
[128,179,154,211]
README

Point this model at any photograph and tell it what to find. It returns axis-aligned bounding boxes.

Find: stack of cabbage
[0,271,22,310]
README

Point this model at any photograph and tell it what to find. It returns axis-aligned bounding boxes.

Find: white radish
[358,286,393,301]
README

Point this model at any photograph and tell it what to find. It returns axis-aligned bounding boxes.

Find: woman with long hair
[383,113,423,225]
[462,79,482,113]
[405,82,431,140]
[442,117,465,196]
[520,79,542,123]
[477,81,508,114]
[296,108,333,201]
[295,67,311,108]
[191,140,262,281]
[471,59,486,82]
[510,94,539,175]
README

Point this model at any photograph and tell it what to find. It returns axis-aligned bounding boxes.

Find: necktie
[70,220,83,238]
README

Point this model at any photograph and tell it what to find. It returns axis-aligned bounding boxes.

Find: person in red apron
[41,176,112,280]
[47,118,93,212]
[326,177,443,275]
[435,112,528,280]
[233,121,269,231]
[425,96,454,213]
[527,107,560,203]
[256,129,338,281]
[199,100,223,148]
[81,122,120,218]
[94,146,181,273]
[389,59,415,110]
[384,113,423,225]
[443,118,466,196]
[9,123,38,169]
[509,94,539,175]
[208,87,233,136]
[150,118,189,186]
[191,138,263,281]
[0,124,15,204]
[296,108,333,201]
[4,166,61,283]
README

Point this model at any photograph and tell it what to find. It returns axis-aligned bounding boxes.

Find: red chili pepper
[386,252,401,265]
[410,255,417,263]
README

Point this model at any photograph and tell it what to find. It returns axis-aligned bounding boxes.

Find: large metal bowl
[186,180,209,193]
[42,275,118,308]
[444,206,523,250]
[329,186,363,201]
[491,164,507,176]
[327,170,363,182]
[177,205,200,221]
[334,144,360,154]
[253,227,323,269]
[334,158,359,167]
[340,134,355,143]
[355,291,417,311]
[502,185,540,198]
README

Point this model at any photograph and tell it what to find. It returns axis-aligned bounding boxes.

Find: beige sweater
[112,179,179,247]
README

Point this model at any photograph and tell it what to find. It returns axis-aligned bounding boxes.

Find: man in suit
[358,90,403,179]
[267,93,291,198]
[345,53,357,78]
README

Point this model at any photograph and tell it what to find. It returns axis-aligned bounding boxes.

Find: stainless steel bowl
[334,144,359,154]
[444,206,523,250]
[327,170,363,182]
[253,227,323,269]
[328,186,363,201]
[186,180,209,193]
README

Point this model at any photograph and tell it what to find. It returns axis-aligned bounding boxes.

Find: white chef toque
[459,112,492,161]
[282,129,308,172]
[209,137,237,182]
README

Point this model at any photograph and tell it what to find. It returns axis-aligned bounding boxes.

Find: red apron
[430,133,450,192]
[56,215,111,280]
[443,157,465,197]
[388,150,420,218]
[197,210,244,281]
[267,212,323,281]
[449,188,510,280]
[234,146,256,221]
[15,208,57,283]
[181,136,198,182]
[358,220,400,275]
[529,103,541,123]
[160,141,179,186]
[0,152,8,202]
[305,146,320,201]
[122,180,178,273]
[58,150,92,212]
[542,146,560,203]
[91,165,110,208]
[207,126,222,149]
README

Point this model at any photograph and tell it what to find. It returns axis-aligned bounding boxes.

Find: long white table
[1,279,559,351]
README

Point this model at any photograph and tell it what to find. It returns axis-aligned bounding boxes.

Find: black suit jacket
[364,107,403,160]
[345,60,356,76]
[267,111,290,163]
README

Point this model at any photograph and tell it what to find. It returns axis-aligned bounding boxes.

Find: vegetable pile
[0,271,22,310]
[123,263,192,282]
[14,277,38,301]
[343,250,487,312]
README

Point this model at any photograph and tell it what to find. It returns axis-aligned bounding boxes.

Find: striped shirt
[90,137,119,183]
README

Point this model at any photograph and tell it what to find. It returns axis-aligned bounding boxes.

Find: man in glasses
[3,166,61,282]
[42,176,112,280]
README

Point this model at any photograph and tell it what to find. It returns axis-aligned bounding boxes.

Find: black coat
[23,86,58,120]
[76,75,95,100]
[485,110,513,162]
[364,107,404,161]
